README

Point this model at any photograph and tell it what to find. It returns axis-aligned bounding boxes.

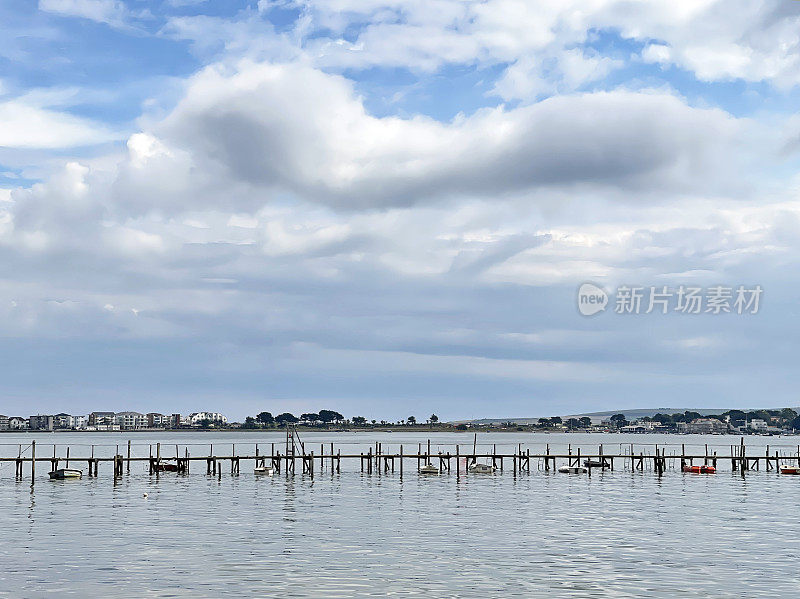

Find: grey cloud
[147,62,744,212]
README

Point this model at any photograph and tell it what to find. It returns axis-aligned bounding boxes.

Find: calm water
[1,431,799,598]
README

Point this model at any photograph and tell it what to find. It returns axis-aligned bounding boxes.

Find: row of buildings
[618,417,777,435]
[0,411,227,431]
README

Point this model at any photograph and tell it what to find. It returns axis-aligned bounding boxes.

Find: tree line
[242,411,440,428]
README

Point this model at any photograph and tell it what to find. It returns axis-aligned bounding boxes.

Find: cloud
[115,60,742,212]
[0,98,119,149]
[39,0,130,27]
[277,1,800,90]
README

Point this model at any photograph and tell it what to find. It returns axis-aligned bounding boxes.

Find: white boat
[558,465,588,474]
[468,463,495,474]
[49,468,82,480]
[419,463,439,474]
[254,466,275,475]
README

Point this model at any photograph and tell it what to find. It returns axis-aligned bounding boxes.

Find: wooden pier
[4,435,800,485]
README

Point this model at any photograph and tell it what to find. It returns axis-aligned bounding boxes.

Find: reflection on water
[0,432,799,598]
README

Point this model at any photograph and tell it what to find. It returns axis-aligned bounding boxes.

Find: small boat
[583,459,604,468]
[780,466,800,475]
[48,468,82,480]
[254,466,275,475]
[155,463,178,472]
[682,465,716,474]
[468,463,495,474]
[558,465,587,474]
[419,464,439,474]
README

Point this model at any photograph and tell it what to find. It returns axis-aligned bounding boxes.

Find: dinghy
[419,464,439,474]
[49,468,82,480]
[468,463,495,474]
[780,466,800,475]
[682,465,716,474]
[558,465,587,474]
[254,466,275,475]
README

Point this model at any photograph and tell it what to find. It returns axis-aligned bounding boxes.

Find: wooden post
[127,440,131,473]
[545,444,550,471]
[399,445,403,477]
[681,443,686,470]
[456,444,460,477]
[30,440,36,486]
[66,446,70,469]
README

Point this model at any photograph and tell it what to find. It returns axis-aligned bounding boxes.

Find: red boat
[780,466,800,475]
[682,465,716,474]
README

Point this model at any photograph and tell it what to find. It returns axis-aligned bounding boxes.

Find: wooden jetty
[4,435,800,485]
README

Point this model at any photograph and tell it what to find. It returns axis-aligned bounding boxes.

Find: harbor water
[1,431,799,598]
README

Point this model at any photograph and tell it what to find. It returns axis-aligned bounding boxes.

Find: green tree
[257,411,274,425]
[407,416,417,425]
[242,416,257,429]
[275,412,299,426]
[352,416,367,426]
[566,418,580,430]
[301,413,320,424]
[550,416,562,425]
[610,414,628,427]
[430,414,439,424]
[579,417,592,428]
[319,410,344,424]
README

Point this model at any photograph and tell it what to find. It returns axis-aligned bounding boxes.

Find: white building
[0,415,8,430]
[188,412,228,426]
[8,417,28,430]
[114,411,146,430]
[749,419,768,432]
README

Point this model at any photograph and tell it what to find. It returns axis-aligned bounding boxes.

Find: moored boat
[155,463,178,472]
[558,465,587,474]
[48,468,82,480]
[583,459,603,468]
[419,463,439,474]
[254,466,275,475]
[780,466,800,475]
[682,465,716,474]
[468,463,494,474]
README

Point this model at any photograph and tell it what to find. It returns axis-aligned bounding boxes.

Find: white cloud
[0,99,118,149]
[39,0,130,26]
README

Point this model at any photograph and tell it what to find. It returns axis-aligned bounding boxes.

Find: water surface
[1,432,798,598]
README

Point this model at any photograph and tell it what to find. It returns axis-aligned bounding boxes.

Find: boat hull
[558,466,587,474]
[48,469,82,480]
[682,465,716,474]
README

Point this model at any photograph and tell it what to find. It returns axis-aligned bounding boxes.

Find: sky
[1,0,800,421]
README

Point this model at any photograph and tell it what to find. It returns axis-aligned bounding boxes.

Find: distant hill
[460,407,800,425]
